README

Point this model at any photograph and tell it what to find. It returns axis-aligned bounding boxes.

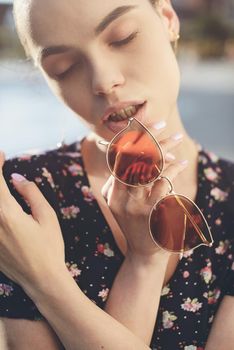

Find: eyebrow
[38,5,137,64]
[95,5,137,35]
[37,45,72,64]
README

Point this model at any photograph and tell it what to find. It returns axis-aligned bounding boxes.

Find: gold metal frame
[99,117,165,188]
[99,117,214,253]
[148,192,214,254]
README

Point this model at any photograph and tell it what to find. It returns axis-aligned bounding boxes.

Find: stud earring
[172,32,180,53]
[157,0,164,7]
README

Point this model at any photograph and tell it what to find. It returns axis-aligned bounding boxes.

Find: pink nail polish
[165,152,176,161]
[153,121,166,130]
[11,173,26,182]
[172,133,183,141]
[180,160,188,166]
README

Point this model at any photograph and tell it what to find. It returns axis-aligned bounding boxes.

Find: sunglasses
[99,117,214,253]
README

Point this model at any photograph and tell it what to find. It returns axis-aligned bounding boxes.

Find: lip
[101,100,146,123]
[104,101,147,133]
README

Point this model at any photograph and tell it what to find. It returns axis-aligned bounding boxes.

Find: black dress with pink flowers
[0,141,233,350]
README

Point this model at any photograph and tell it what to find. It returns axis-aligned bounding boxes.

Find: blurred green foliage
[194,16,230,41]
[181,14,234,58]
[0,26,25,58]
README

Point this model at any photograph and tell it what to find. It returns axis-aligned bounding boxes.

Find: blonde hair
[13,0,31,57]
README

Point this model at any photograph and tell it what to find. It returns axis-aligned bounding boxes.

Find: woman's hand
[101,129,187,260]
[0,152,152,350]
[0,152,66,297]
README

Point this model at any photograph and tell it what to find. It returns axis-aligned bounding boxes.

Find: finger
[163,159,188,182]
[147,120,167,136]
[0,151,14,200]
[160,133,184,155]
[101,176,114,201]
[142,120,175,164]
[11,173,55,224]
[108,176,130,204]
[110,150,145,195]
[164,152,176,164]
[101,175,128,205]
[107,172,148,204]
[149,160,188,203]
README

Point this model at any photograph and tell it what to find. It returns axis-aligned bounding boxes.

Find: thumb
[11,173,54,224]
[101,176,114,202]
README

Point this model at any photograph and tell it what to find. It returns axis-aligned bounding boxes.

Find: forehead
[28,0,148,46]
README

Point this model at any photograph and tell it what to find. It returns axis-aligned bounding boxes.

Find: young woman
[0,0,233,349]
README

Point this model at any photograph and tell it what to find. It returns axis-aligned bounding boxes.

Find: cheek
[151,58,180,120]
[155,47,180,101]
[122,26,180,98]
[44,76,94,123]
[128,37,180,122]
[137,35,180,104]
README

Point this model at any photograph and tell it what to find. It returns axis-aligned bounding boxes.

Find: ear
[156,0,180,42]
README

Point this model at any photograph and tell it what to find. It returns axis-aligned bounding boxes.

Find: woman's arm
[205,296,234,349]
[0,153,150,350]
[27,266,150,350]
[102,155,186,344]
[105,253,169,344]
[0,318,64,350]
[0,150,185,349]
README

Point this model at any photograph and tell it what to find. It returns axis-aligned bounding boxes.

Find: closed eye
[111,31,139,47]
[53,31,139,80]
[54,61,81,80]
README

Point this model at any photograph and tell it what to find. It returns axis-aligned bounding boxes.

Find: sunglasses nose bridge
[158,176,174,194]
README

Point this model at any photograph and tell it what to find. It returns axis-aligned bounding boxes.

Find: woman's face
[23,0,180,140]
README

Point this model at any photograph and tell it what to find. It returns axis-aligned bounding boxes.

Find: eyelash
[55,62,79,80]
[111,31,139,47]
[55,31,139,80]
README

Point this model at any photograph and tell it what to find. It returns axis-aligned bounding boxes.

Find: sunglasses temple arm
[179,215,187,248]
[154,164,162,175]
[174,195,210,245]
[113,151,122,175]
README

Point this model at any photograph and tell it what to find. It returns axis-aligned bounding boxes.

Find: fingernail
[172,133,183,141]
[180,160,188,166]
[153,120,166,130]
[11,173,26,182]
[165,152,176,161]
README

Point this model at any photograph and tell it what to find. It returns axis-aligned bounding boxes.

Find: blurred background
[0,0,234,159]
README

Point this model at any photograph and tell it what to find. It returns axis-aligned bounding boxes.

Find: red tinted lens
[107,121,163,186]
[149,194,212,252]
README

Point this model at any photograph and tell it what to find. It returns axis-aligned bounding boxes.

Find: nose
[91,60,125,96]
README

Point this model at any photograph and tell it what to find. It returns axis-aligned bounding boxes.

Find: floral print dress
[0,141,233,350]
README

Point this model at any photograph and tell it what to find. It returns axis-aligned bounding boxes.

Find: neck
[157,103,198,167]
[159,105,199,198]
